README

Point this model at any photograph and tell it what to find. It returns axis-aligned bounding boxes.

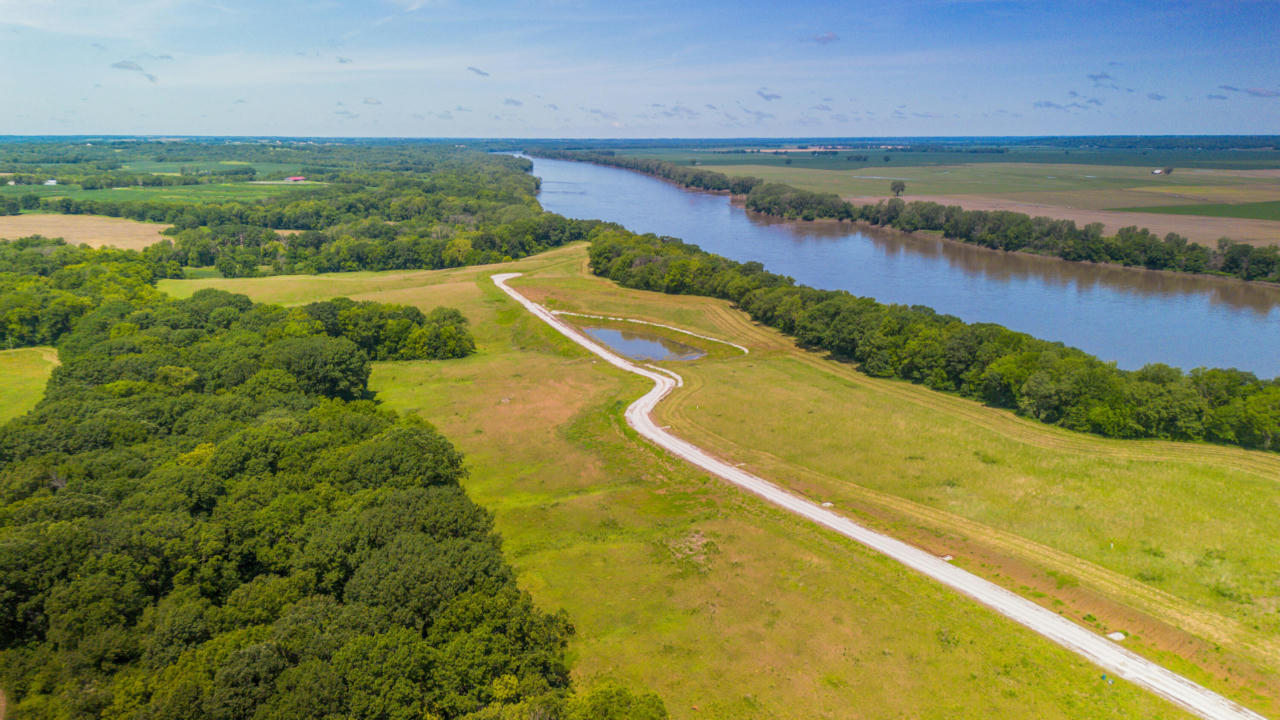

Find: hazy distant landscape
[2,1,1278,719]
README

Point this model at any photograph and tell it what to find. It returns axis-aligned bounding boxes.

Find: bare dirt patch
[0,214,169,250]
[876,194,1280,247]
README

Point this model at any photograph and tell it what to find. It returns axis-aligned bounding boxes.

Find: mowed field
[644,157,1280,247]
[514,250,1280,713]
[159,245,1280,718]
[0,347,58,424]
[0,214,169,249]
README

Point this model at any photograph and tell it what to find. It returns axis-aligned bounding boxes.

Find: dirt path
[493,272,1267,720]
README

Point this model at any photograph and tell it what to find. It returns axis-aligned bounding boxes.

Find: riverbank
[528,153,1280,376]
[723,195,1280,305]
[532,151,1280,286]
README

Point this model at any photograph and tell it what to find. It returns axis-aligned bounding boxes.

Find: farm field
[617,147,1280,171]
[159,244,1277,719]
[0,181,320,204]
[621,158,1280,246]
[117,159,307,176]
[0,213,168,249]
[0,347,57,424]
[1112,200,1280,222]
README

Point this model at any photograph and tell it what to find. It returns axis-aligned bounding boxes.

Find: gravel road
[492,272,1268,720]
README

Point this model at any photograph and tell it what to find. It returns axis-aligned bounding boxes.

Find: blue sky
[1,0,1277,137]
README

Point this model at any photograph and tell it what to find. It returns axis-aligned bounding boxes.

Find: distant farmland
[0,181,321,204]
[0,214,168,249]
[1111,200,1280,222]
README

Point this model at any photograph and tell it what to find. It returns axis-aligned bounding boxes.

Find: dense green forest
[0,142,668,719]
[4,143,601,276]
[587,227,1280,450]
[531,150,1280,283]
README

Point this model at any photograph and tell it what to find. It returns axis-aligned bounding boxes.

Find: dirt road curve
[492,272,1268,720]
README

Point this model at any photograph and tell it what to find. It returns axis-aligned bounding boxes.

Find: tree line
[0,247,666,718]
[9,151,603,278]
[587,227,1280,451]
[532,151,1280,284]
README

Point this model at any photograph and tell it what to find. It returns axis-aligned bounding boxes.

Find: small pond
[582,326,705,361]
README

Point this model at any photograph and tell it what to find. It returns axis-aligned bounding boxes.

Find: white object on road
[491,273,1266,720]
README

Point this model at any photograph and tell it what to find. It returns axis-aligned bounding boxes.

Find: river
[527,156,1280,376]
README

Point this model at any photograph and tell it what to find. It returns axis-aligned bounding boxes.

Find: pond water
[528,155,1280,376]
[582,326,705,362]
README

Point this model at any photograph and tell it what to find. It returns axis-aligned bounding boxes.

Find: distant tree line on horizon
[588,227,1280,452]
[530,150,1280,284]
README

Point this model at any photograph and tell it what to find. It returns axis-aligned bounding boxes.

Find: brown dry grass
[0,214,169,250]
[890,194,1280,247]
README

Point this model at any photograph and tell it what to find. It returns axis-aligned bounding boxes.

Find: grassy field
[118,159,307,176]
[0,214,168,249]
[0,181,320,204]
[158,246,1280,718]
[618,147,1280,171]
[159,251,1203,719]
[598,153,1280,245]
[703,162,1273,204]
[1112,200,1280,221]
[0,347,57,424]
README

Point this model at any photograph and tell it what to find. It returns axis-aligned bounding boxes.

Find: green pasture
[118,160,307,176]
[0,347,58,424]
[1111,200,1280,221]
[1,181,322,205]
[153,247,1205,719]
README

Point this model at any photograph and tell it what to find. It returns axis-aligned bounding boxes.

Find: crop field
[1112,200,1280,221]
[0,213,168,248]
[617,147,1280,171]
[118,159,308,176]
[701,162,1268,202]
[0,347,57,423]
[0,181,321,204]
[594,155,1280,246]
[156,247,1210,719]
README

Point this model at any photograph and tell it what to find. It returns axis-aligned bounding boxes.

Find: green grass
[1111,200,1280,221]
[0,347,58,423]
[118,160,307,176]
[0,181,321,204]
[156,248,1199,719]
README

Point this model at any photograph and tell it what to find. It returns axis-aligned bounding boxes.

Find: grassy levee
[0,347,58,423]
[159,245,1237,719]
[508,249,1280,716]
